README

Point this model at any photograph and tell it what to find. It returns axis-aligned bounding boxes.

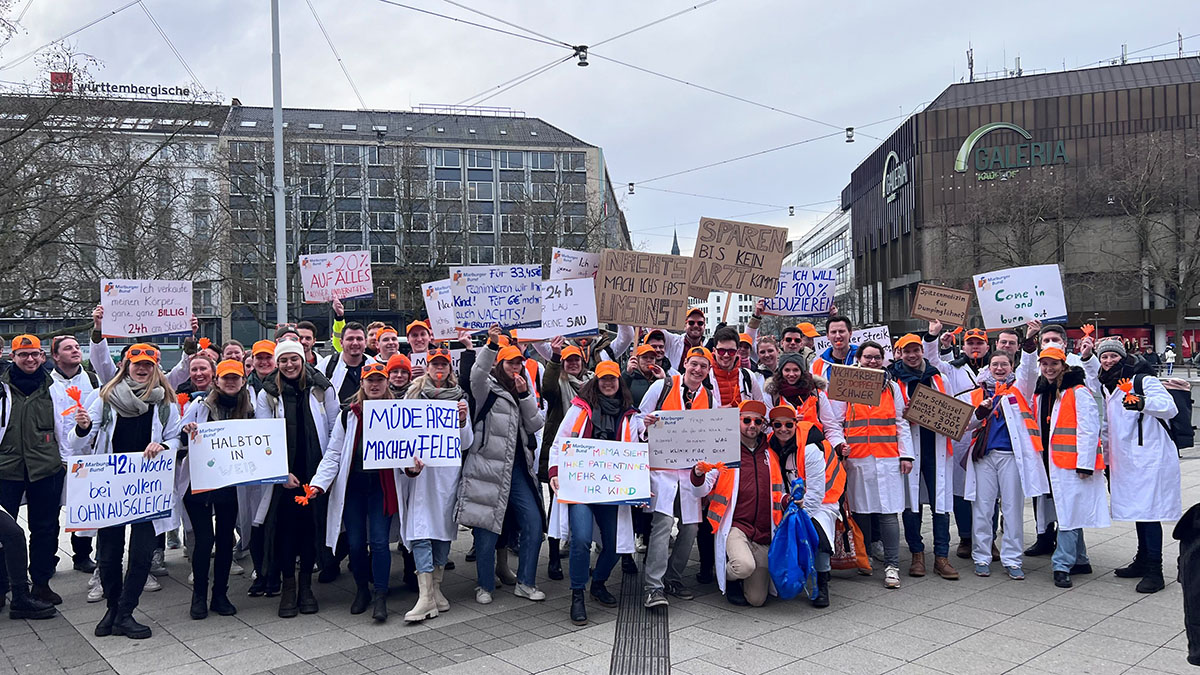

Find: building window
[467,181,494,201]
[230,209,256,230]
[500,182,525,201]
[297,144,324,164]
[567,184,586,203]
[440,246,462,264]
[369,212,396,231]
[335,212,361,231]
[563,152,585,172]
[300,176,325,197]
[230,141,257,162]
[367,146,394,166]
[566,215,588,233]
[403,147,428,167]
[469,214,494,233]
[500,214,524,233]
[469,245,495,265]
[435,180,461,199]
[368,178,395,198]
[466,149,492,169]
[440,213,463,232]
[332,145,360,165]
[531,183,557,202]
[229,175,257,196]
[530,152,555,171]
[374,285,392,309]
[500,246,526,264]
[499,151,523,169]
[333,176,360,197]
[406,213,430,232]
[370,245,398,264]
[433,148,460,168]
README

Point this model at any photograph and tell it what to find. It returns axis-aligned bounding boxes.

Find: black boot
[350,582,371,615]
[30,583,62,606]
[9,585,55,620]
[621,554,638,575]
[278,578,298,618]
[1136,558,1165,594]
[112,613,152,639]
[402,549,418,592]
[1025,523,1057,557]
[190,591,208,620]
[317,551,340,583]
[570,589,587,626]
[590,583,618,607]
[726,579,748,606]
[210,592,237,616]
[297,573,319,614]
[1115,553,1147,579]
[371,590,388,622]
[547,538,563,580]
[812,571,830,609]
[94,608,117,636]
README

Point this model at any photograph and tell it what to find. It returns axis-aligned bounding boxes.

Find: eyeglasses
[687,320,705,326]
[783,337,803,343]
[128,348,159,359]
[13,351,41,359]
[715,348,737,357]
[772,421,795,429]
[741,417,764,425]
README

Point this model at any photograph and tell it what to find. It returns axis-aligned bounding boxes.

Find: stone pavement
[1,448,1196,675]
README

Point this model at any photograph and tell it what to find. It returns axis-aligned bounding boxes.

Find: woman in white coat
[399,346,472,623]
[1096,339,1181,593]
[73,343,182,640]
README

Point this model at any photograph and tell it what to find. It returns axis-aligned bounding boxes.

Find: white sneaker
[144,575,162,592]
[474,586,493,605]
[514,583,545,601]
[87,569,101,589]
[230,561,244,576]
[188,572,194,584]
[87,581,104,603]
[884,565,901,589]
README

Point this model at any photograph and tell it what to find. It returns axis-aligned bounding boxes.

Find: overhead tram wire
[438,0,574,49]
[306,0,371,113]
[374,0,570,51]
[590,0,720,49]
[0,0,143,71]
[138,1,204,92]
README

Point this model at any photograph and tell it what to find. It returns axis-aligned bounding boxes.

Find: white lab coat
[637,377,719,524]
[781,438,838,545]
[924,338,982,497]
[701,444,781,594]
[310,410,404,550]
[896,375,955,515]
[1101,374,1181,523]
[397,400,473,545]
[767,389,846,447]
[962,388,1050,501]
[1036,380,1110,531]
[253,382,341,526]
[824,381,914,515]
[316,353,379,401]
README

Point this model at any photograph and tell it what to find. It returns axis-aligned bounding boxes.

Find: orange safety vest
[660,375,711,411]
[810,356,830,379]
[794,420,844,504]
[705,443,785,533]
[969,387,1043,452]
[899,374,954,456]
[1036,386,1105,470]
[568,404,634,442]
[843,385,901,459]
[525,360,542,406]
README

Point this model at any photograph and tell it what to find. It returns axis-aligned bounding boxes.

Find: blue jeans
[903,445,951,557]
[342,471,392,593]
[473,470,542,592]
[1052,528,1090,572]
[411,539,450,574]
[568,503,618,591]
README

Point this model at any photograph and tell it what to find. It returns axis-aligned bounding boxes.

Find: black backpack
[1131,372,1175,446]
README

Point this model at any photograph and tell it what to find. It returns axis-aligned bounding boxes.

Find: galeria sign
[65,452,175,531]
[596,250,691,329]
[100,279,192,338]
[300,250,373,303]
[554,437,650,506]
[451,265,542,332]
[421,279,456,341]
[362,400,462,469]
[513,277,598,341]
[647,407,740,470]
[762,267,837,316]
[549,247,600,280]
[689,217,788,299]
[972,264,1067,329]
[188,418,288,492]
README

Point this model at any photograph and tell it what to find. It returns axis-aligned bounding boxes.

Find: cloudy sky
[1,0,1194,253]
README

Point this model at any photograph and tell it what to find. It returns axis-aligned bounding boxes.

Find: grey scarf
[108,377,166,418]
[559,371,592,413]
[406,375,464,402]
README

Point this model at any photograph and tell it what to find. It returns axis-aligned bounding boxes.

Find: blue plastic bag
[768,477,822,600]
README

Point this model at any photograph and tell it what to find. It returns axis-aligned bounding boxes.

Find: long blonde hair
[98,358,176,403]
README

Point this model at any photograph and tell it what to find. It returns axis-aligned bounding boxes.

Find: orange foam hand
[695,462,728,474]
[1124,392,1140,405]
[60,385,85,415]
[1116,378,1134,394]
[176,392,190,414]
[951,326,964,335]
[198,337,211,351]
[1081,323,1095,336]
[294,484,319,506]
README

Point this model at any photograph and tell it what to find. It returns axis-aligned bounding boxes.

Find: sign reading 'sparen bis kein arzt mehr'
[689,217,788,299]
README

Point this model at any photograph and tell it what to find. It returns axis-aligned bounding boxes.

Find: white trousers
[971,451,1024,568]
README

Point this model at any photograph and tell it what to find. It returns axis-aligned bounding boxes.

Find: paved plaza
[0,448,1196,675]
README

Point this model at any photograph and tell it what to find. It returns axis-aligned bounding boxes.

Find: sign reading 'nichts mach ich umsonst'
[954,122,1069,180]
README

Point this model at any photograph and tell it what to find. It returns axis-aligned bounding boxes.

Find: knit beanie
[1096,338,1126,359]
[274,340,305,362]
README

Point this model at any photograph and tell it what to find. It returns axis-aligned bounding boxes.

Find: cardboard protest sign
[814,325,894,355]
[410,348,464,374]
[362,400,462,469]
[549,247,599,280]
[188,418,288,492]
[299,250,373,303]
[902,384,975,439]
[450,265,542,332]
[555,438,650,506]
[911,283,973,326]
[422,279,456,340]
[762,267,837,316]
[647,407,740,470]
[100,279,192,338]
[826,365,886,406]
[513,277,598,342]
[596,250,691,329]
[973,264,1067,329]
[65,453,175,531]
[689,217,788,299]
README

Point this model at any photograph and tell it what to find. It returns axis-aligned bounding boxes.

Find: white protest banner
[188,418,288,492]
[973,264,1068,330]
[299,250,373,303]
[550,248,599,280]
[762,267,837,317]
[450,265,542,332]
[512,277,598,342]
[647,407,739,470]
[65,453,175,532]
[362,400,462,469]
[100,279,192,338]
[555,438,650,506]
[411,349,465,374]
[814,325,894,355]
[422,279,456,341]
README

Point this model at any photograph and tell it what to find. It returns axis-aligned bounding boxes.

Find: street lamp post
[270,0,288,325]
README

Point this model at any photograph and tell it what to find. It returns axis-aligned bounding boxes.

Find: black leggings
[0,509,29,590]
[183,487,238,595]
[97,521,156,614]
[272,491,318,579]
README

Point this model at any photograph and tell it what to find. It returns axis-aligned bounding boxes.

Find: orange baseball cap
[738,333,753,346]
[496,334,513,347]
[595,361,621,379]
[252,339,275,356]
[686,307,705,319]
[964,328,988,342]
[561,346,583,361]
[796,322,820,338]
[1038,347,1067,362]
[769,404,797,420]
[10,334,40,351]
[404,321,429,336]
[739,400,768,418]
[635,344,657,357]
[362,362,387,378]
[216,359,245,378]
[127,343,160,364]
[497,346,524,362]
[685,346,713,364]
[377,327,399,340]
[427,347,452,364]
[386,353,412,373]
[894,334,923,351]
[643,330,665,343]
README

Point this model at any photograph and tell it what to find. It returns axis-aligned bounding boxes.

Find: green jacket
[0,370,66,482]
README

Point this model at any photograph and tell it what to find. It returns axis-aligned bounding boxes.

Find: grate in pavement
[608,568,670,675]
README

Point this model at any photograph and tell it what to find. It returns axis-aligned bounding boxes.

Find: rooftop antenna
[1015,55,1022,76]
[1121,43,1128,65]
[967,44,974,82]
[1180,32,1185,58]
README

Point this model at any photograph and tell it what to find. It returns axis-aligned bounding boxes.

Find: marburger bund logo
[49,72,191,98]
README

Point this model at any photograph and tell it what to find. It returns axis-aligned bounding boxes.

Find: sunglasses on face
[772,421,794,429]
[741,417,764,426]
[687,320,705,326]
[715,348,737,357]
[783,337,802,343]
[128,348,159,359]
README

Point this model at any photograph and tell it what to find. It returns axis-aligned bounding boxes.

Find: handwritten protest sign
[410,349,464,374]
[555,438,650,506]
[100,279,192,338]
[550,248,599,280]
[973,264,1067,329]
[911,283,973,326]
[762,267,837,316]
[299,250,373,303]
[902,384,975,439]
[826,365,886,406]
[450,265,542,332]
[596,250,691,329]
[513,278,598,342]
[188,418,288,492]
[422,279,456,340]
[362,400,462,469]
[647,407,739,470]
[689,217,788,299]
[814,325,894,355]
[65,453,175,531]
